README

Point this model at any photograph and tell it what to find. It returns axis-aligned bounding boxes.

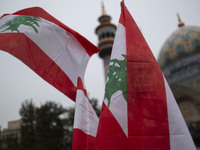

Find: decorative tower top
[177,13,185,28]
[101,2,106,16]
[95,3,116,58]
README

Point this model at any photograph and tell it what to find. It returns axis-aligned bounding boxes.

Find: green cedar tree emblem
[0,16,41,33]
[105,54,127,107]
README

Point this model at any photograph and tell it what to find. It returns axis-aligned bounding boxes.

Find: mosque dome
[158,26,200,69]
[157,15,200,128]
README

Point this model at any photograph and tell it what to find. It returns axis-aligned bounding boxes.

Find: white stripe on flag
[0,15,89,86]
[104,23,128,136]
[74,89,99,137]
[164,76,196,150]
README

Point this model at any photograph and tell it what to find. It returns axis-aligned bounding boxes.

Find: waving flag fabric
[96,1,196,150]
[72,77,99,150]
[0,7,99,101]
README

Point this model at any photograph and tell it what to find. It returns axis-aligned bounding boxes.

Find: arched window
[106,32,110,37]
[102,33,105,38]
[99,34,102,40]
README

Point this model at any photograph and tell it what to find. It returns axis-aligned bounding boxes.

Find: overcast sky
[0,0,200,129]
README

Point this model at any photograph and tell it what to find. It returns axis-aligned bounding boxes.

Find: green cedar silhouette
[105,54,127,107]
[0,16,41,33]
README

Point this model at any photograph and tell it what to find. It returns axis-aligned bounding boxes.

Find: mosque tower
[95,2,116,81]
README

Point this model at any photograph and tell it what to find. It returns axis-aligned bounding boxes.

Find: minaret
[95,2,116,81]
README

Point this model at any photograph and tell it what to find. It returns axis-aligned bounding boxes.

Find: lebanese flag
[96,1,196,150]
[0,7,99,101]
[72,77,99,150]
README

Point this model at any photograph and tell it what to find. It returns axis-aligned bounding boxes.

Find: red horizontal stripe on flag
[120,2,170,149]
[0,33,76,101]
[128,135,170,150]
[73,129,96,150]
[95,102,127,150]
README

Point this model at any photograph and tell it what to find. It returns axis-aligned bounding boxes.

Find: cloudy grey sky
[0,0,200,128]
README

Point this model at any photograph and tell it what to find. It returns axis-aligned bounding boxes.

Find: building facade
[158,15,200,146]
[1,119,21,142]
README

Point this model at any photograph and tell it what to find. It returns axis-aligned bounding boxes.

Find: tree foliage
[0,98,99,150]
[0,98,100,150]
[19,100,70,150]
[0,137,21,150]
[19,100,36,150]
